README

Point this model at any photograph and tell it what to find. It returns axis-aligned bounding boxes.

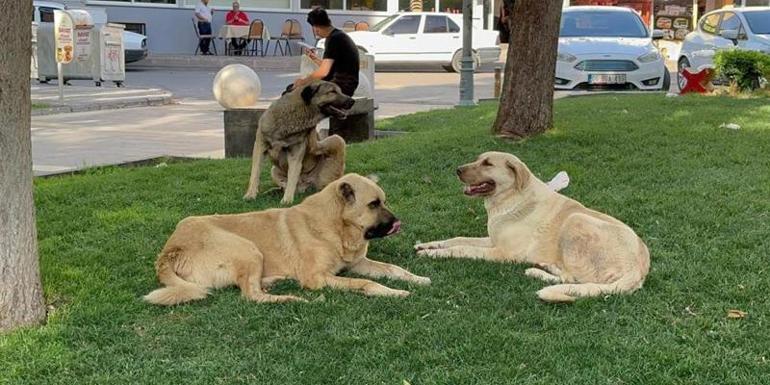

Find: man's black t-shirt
[323,28,359,96]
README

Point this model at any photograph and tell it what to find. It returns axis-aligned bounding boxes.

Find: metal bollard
[494,66,502,98]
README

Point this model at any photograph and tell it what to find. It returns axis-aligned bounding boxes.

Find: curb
[128,54,301,72]
[32,94,175,116]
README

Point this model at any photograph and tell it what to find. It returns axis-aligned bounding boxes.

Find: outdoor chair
[273,19,304,56]
[192,18,218,55]
[342,20,356,32]
[247,19,269,57]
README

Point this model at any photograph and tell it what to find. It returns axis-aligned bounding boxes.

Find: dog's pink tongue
[387,220,401,236]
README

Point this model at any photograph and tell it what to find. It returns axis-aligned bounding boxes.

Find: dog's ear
[339,182,356,204]
[365,174,380,184]
[505,160,530,191]
[301,84,320,105]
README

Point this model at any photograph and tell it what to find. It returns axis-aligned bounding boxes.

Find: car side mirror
[652,29,665,40]
[719,29,739,43]
[383,29,394,36]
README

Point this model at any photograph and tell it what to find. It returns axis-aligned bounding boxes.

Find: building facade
[73,0,769,55]
[78,0,494,54]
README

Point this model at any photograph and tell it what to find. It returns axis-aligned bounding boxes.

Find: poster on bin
[53,10,74,64]
[75,29,91,62]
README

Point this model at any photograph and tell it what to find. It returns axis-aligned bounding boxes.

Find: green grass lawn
[3,94,770,384]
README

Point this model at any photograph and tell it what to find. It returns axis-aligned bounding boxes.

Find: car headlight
[557,52,577,63]
[637,51,661,63]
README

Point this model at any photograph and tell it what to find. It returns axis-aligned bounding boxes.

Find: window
[301,0,343,9]
[424,15,448,33]
[40,7,55,23]
[700,13,721,35]
[346,0,386,11]
[134,0,176,3]
[560,11,648,38]
[385,15,420,34]
[447,17,460,33]
[370,14,398,31]
[744,11,770,34]
[185,0,290,8]
[719,12,746,39]
[719,12,741,32]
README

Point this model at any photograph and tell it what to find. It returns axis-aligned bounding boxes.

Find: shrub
[714,49,770,91]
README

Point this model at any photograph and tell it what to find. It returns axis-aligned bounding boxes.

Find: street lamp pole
[458,0,476,106]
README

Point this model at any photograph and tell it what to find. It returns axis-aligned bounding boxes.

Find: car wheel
[450,50,479,73]
[677,57,690,91]
[661,69,671,91]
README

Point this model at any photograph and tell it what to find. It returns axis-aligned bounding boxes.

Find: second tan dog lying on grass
[145,174,430,305]
[415,152,650,303]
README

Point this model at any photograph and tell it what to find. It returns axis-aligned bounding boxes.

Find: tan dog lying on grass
[415,152,650,303]
[145,174,430,305]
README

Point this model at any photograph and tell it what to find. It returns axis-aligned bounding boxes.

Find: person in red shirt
[225,2,250,55]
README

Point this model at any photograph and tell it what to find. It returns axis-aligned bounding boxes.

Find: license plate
[588,74,626,84]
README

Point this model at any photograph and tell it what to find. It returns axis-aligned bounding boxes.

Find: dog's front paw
[387,289,411,298]
[417,248,450,258]
[280,196,294,205]
[243,190,258,200]
[414,241,445,251]
[411,275,432,286]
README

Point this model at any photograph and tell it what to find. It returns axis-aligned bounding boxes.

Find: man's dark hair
[306,7,332,27]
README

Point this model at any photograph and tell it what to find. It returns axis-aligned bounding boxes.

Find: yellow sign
[54,10,74,64]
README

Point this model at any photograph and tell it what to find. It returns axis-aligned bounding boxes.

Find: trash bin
[37,10,94,84]
[31,22,38,79]
[36,10,125,87]
[93,23,126,87]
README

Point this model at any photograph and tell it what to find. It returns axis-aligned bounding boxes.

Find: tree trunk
[0,0,46,332]
[492,0,562,139]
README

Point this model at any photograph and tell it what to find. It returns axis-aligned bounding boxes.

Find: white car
[556,6,670,91]
[33,0,148,63]
[318,12,501,72]
[678,7,770,87]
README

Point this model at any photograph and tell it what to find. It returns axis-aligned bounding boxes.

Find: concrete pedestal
[329,98,375,143]
[223,108,265,158]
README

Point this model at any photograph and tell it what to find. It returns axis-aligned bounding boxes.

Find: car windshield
[744,11,770,34]
[560,10,649,38]
[370,14,399,32]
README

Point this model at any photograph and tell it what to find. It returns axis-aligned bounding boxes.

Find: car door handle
[453,36,460,39]
[409,37,416,39]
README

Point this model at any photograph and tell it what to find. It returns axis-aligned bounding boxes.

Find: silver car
[678,7,770,87]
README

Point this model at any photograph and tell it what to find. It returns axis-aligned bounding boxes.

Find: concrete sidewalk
[31,83,174,116]
[31,100,450,176]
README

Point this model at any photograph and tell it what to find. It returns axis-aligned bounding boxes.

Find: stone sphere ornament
[212,64,262,109]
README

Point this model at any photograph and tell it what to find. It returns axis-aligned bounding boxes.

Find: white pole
[57,62,64,102]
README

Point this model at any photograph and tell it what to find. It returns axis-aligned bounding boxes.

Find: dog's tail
[536,269,646,303]
[143,249,209,306]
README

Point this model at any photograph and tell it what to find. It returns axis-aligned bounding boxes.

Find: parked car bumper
[125,48,148,64]
[477,47,501,64]
[555,54,666,91]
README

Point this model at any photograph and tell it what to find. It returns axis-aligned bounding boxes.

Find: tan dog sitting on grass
[415,152,650,303]
[146,174,430,305]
